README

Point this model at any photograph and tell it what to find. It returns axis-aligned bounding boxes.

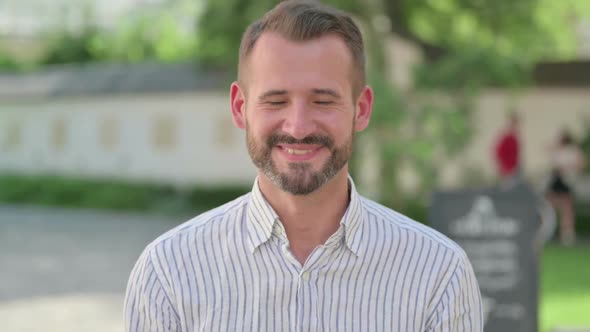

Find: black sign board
[430,184,539,332]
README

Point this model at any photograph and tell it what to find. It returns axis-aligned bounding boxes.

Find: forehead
[244,32,354,96]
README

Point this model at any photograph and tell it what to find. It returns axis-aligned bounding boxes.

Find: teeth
[285,148,313,155]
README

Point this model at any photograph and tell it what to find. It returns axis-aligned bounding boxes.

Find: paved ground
[0,205,187,332]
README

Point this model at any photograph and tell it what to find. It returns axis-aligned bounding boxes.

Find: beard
[246,126,354,195]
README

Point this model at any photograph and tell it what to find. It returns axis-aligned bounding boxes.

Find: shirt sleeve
[124,249,181,332]
[426,254,483,332]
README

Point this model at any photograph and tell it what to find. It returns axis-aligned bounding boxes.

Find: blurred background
[0,0,589,331]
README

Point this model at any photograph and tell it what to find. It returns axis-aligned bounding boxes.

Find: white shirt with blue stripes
[124,177,483,331]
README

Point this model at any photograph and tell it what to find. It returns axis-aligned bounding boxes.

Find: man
[124,1,483,331]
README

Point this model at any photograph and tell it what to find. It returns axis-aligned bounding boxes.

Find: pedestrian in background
[546,130,585,246]
[494,112,521,188]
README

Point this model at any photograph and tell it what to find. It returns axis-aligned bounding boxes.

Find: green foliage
[388,0,559,61]
[2,173,589,238]
[362,68,475,208]
[574,209,590,237]
[367,69,407,128]
[0,174,164,210]
[4,0,587,71]
[0,174,249,214]
[90,9,200,62]
[40,5,102,65]
[194,0,368,69]
[536,0,590,59]
[41,28,102,65]
[0,52,25,71]
[187,186,251,210]
[579,117,590,174]
[414,48,531,90]
[194,0,276,68]
[37,1,201,65]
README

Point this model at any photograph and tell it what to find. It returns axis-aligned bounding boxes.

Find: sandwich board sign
[429,184,539,332]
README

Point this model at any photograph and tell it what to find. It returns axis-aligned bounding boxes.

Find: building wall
[2,88,590,190]
[0,92,257,187]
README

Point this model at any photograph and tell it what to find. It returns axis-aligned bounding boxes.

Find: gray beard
[246,131,353,195]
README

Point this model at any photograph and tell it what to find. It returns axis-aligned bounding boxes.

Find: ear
[230,82,247,129]
[354,85,373,132]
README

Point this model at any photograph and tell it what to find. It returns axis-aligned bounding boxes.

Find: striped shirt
[124,177,483,331]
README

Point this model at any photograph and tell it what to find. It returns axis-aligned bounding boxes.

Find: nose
[281,101,316,140]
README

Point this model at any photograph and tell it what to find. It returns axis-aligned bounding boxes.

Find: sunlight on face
[242,33,358,195]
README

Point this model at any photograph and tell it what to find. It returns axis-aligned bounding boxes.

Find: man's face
[246,116,354,195]
[231,32,372,195]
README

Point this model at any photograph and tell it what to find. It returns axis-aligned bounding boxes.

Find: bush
[187,185,250,211]
[0,174,249,215]
[40,29,101,65]
[0,53,22,71]
[574,207,590,237]
[1,173,588,236]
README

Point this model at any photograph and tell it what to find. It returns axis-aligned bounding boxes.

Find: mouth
[284,148,314,155]
[276,144,324,161]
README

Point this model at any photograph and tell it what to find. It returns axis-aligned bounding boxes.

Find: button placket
[296,269,315,332]
[300,271,310,281]
[296,245,331,332]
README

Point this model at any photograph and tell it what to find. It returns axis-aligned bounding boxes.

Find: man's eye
[267,101,286,106]
[315,101,333,105]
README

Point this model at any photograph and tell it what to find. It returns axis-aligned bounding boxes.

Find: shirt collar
[246,177,279,252]
[341,176,365,256]
[246,175,366,256]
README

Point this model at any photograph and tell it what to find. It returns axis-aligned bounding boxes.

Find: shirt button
[301,272,310,281]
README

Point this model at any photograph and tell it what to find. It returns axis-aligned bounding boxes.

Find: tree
[39,0,202,65]
[194,0,368,67]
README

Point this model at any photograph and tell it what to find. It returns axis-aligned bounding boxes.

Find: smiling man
[124,1,483,331]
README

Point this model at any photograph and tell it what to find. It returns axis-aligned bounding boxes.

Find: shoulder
[360,196,468,263]
[142,193,251,257]
[127,193,252,302]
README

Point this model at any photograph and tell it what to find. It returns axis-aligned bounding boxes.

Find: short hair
[238,0,366,97]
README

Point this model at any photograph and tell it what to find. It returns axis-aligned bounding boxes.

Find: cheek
[246,119,274,147]
[319,112,354,139]
[247,111,285,137]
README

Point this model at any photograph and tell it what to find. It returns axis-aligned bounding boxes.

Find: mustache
[267,134,334,149]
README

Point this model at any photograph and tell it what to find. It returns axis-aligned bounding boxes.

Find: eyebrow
[258,90,288,100]
[312,88,341,99]
[257,88,342,101]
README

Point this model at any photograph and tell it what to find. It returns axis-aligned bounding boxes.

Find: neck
[258,168,351,264]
